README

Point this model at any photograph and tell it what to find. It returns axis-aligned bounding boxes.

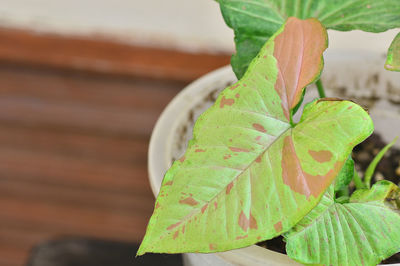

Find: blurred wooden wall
[0,28,229,266]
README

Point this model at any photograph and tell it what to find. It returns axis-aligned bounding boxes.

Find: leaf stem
[316,79,326,98]
[353,169,366,190]
[336,186,349,198]
[364,137,398,188]
[289,113,296,127]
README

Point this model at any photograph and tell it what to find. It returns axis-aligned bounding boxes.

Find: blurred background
[0,1,397,266]
[0,1,230,265]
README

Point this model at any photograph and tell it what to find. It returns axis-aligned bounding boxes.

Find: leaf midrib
[158,120,291,242]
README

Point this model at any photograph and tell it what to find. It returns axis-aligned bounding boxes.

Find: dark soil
[353,134,400,187]
[257,133,400,264]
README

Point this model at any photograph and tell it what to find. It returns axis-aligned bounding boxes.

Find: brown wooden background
[0,28,229,266]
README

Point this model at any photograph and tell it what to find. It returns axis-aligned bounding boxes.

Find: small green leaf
[138,18,373,255]
[217,0,400,78]
[334,156,355,192]
[385,33,400,72]
[231,33,267,78]
[353,167,367,190]
[364,137,398,188]
[285,181,400,265]
[334,156,354,193]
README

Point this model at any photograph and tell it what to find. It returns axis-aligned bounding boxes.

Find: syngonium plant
[138,2,400,265]
[138,17,400,265]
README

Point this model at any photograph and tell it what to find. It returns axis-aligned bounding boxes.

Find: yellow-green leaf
[138,18,373,255]
[286,181,400,265]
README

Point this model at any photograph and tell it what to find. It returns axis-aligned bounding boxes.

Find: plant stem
[336,186,349,198]
[353,169,366,190]
[289,112,296,127]
[363,137,398,189]
[316,79,326,98]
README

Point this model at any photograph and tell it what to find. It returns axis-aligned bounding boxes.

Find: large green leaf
[385,33,400,71]
[217,0,400,78]
[137,18,373,255]
[285,181,400,265]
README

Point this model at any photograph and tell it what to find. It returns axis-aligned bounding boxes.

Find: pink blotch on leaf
[274,221,283,232]
[224,154,232,160]
[230,84,239,90]
[220,96,235,108]
[164,181,173,186]
[179,197,199,206]
[173,230,179,240]
[236,235,248,240]
[155,202,160,209]
[255,155,262,163]
[214,202,218,210]
[238,211,258,231]
[282,136,342,198]
[250,213,258,229]
[238,211,249,231]
[226,182,234,194]
[209,244,216,250]
[167,221,182,230]
[195,149,205,153]
[229,147,250,153]
[201,204,208,214]
[252,123,267,133]
[308,149,333,163]
[179,156,186,162]
[235,93,240,98]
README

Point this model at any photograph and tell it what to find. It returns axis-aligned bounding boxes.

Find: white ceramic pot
[148,51,400,266]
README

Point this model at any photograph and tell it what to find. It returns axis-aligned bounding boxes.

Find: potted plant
[139,1,400,265]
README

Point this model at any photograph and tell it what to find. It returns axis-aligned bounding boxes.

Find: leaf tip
[136,244,146,257]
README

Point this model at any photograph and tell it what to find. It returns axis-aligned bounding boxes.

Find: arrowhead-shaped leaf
[386,33,400,72]
[285,181,400,265]
[217,0,400,78]
[138,18,373,255]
